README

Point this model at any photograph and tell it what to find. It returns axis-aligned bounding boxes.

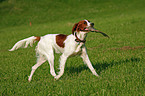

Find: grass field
[0,0,145,95]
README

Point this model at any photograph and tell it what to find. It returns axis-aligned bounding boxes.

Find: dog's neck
[75,31,88,43]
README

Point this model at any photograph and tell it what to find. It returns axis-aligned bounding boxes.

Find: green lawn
[0,0,145,95]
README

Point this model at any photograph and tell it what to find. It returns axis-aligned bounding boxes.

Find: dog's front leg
[75,43,83,53]
[54,54,68,80]
[81,47,99,77]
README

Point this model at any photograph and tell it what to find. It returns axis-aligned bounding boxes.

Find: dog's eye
[84,22,87,24]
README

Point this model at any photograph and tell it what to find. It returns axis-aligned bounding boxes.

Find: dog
[9,20,109,82]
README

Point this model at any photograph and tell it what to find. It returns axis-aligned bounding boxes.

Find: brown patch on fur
[72,23,79,35]
[56,34,68,48]
[35,36,41,41]
[72,20,87,34]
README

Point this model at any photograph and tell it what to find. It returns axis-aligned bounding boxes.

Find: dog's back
[36,34,64,56]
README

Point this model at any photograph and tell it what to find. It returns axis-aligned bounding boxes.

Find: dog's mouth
[84,27,109,38]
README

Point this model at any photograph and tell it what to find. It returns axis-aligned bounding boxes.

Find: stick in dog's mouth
[89,27,110,38]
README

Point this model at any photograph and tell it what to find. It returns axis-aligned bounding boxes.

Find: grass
[0,0,145,95]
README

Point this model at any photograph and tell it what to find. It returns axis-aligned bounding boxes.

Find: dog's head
[72,20,95,34]
[72,20,109,38]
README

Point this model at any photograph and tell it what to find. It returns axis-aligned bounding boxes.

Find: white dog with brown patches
[9,20,109,82]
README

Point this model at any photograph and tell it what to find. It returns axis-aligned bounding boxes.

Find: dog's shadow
[66,57,140,75]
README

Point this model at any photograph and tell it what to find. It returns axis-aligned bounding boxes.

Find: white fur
[9,36,36,51]
[9,20,99,82]
[85,19,91,26]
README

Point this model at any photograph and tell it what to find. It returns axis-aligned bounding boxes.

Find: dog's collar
[74,32,86,43]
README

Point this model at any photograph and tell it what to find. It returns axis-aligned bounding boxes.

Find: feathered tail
[9,36,40,51]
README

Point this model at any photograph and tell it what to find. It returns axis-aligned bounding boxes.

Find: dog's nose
[91,23,94,26]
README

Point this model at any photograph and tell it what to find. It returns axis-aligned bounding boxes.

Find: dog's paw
[54,75,60,80]
[28,76,32,82]
[93,73,99,77]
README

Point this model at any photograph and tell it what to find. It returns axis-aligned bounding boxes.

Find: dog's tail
[9,36,40,51]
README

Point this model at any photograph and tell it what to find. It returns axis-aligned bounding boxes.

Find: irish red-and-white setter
[9,20,109,82]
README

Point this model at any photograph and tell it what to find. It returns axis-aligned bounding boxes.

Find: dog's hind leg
[54,54,68,80]
[28,55,46,82]
[46,53,57,77]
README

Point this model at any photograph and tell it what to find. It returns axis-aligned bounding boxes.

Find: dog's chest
[70,43,84,56]
[70,50,82,57]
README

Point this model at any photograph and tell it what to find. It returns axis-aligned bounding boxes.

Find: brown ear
[72,23,78,35]
[77,24,86,31]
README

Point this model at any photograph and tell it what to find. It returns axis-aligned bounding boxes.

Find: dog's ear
[72,23,78,35]
[77,23,86,31]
